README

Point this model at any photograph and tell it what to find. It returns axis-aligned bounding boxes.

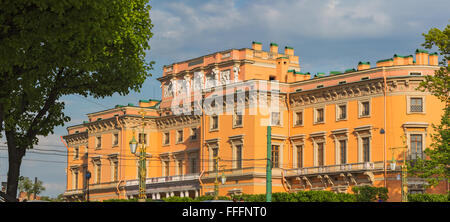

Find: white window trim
[270,111,283,127]
[335,102,348,121]
[293,110,304,127]
[271,142,284,168]
[176,129,184,144]
[313,107,325,124]
[112,133,119,147]
[293,144,304,168]
[163,131,170,146]
[358,99,371,118]
[95,136,102,150]
[209,115,219,132]
[406,95,426,114]
[331,129,348,165]
[232,111,244,128]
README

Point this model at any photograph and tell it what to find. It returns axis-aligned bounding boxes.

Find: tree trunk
[5,130,25,202]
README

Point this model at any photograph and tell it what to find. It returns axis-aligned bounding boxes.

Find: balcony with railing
[284,161,384,177]
[125,173,201,187]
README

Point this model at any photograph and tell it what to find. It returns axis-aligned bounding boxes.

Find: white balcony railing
[126,173,200,187]
[285,161,383,177]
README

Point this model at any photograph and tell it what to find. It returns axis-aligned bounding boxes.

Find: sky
[1,0,449,198]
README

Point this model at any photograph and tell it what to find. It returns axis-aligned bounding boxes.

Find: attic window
[269,76,276,81]
[361,77,369,81]
[316,85,324,88]
[296,88,302,92]
[410,72,422,76]
[338,81,346,85]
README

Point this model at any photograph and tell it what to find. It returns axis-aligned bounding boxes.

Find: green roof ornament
[358,61,370,65]
[285,46,294,50]
[270,43,278,46]
[252,41,262,45]
[415,49,429,54]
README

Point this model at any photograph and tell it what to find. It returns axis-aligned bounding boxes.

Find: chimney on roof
[252,41,262,51]
[357,61,371,70]
[415,49,429,65]
[429,52,438,66]
[270,43,279,54]
[284,46,294,56]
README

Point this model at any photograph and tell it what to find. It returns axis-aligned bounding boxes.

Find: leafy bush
[163,196,194,202]
[352,186,388,202]
[408,193,449,202]
[193,195,231,202]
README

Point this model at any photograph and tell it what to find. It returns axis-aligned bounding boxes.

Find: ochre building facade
[63,42,448,201]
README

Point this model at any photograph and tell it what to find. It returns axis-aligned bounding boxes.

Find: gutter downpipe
[198,108,206,197]
[116,115,125,199]
[383,67,387,188]
[60,136,70,196]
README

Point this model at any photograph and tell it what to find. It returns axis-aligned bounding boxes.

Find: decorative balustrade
[284,161,384,177]
[126,173,200,187]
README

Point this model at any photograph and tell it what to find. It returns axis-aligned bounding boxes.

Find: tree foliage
[351,185,388,202]
[18,176,45,200]
[409,24,450,187]
[0,0,153,201]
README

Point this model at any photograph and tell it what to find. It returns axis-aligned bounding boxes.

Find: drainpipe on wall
[115,115,124,199]
[383,67,387,188]
[60,136,70,196]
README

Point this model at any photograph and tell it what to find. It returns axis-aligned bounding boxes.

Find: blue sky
[1,0,449,198]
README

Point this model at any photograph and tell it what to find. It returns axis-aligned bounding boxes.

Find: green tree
[18,176,45,200]
[408,24,450,187]
[0,0,153,201]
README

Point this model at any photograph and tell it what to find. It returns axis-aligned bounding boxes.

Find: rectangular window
[74,171,79,190]
[317,142,324,166]
[361,101,370,116]
[212,148,219,171]
[139,133,147,145]
[178,160,183,175]
[96,136,102,149]
[410,98,423,113]
[316,108,324,123]
[95,163,101,184]
[234,111,243,127]
[271,112,281,126]
[297,145,303,168]
[190,128,198,140]
[164,160,170,176]
[113,133,119,146]
[190,157,197,174]
[338,105,347,120]
[271,145,280,168]
[236,144,243,169]
[177,130,183,143]
[362,137,370,162]
[410,134,423,160]
[74,146,79,160]
[211,115,219,130]
[164,132,170,145]
[112,161,118,182]
[339,140,347,164]
[295,111,303,126]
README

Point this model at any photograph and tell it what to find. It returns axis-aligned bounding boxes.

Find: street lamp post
[213,156,226,200]
[129,110,148,202]
[390,146,408,202]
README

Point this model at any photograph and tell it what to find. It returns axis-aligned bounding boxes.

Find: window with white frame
[294,111,303,126]
[409,134,424,160]
[359,100,370,117]
[362,137,370,162]
[271,111,281,126]
[314,107,325,124]
[317,142,325,166]
[96,136,102,149]
[190,128,198,140]
[339,140,347,164]
[111,159,118,182]
[233,110,243,127]
[72,169,79,190]
[271,145,280,168]
[139,133,147,145]
[235,144,243,169]
[176,129,184,143]
[74,146,79,160]
[295,144,303,168]
[210,115,219,131]
[337,104,347,121]
[113,133,119,147]
[163,132,170,145]
[407,96,425,114]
